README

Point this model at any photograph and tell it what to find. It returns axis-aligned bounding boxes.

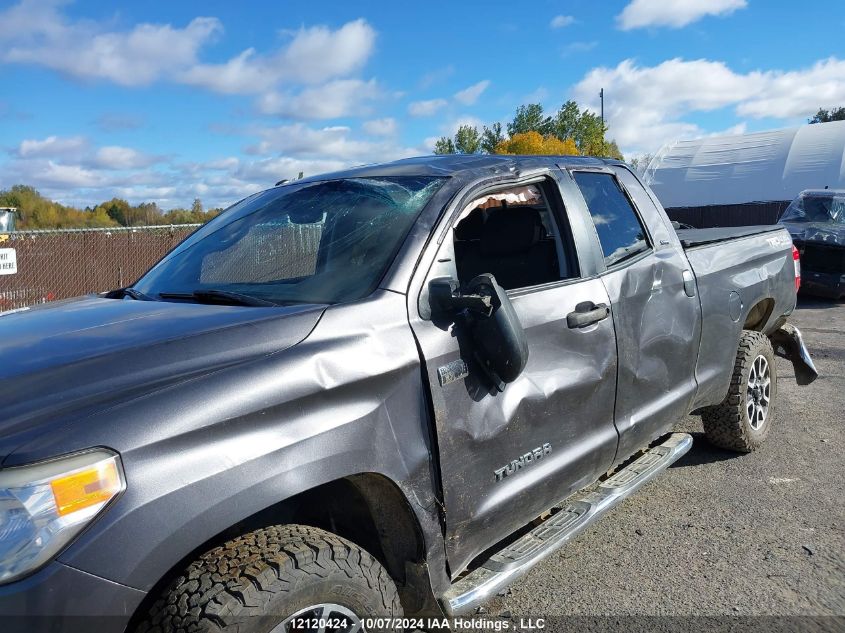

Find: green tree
[454,125,482,154]
[809,107,845,124]
[94,198,132,226]
[507,104,551,137]
[603,139,624,161]
[433,136,456,154]
[85,206,118,228]
[161,208,193,224]
[548,100,581,141]
[191,198,203,216]
[573,110,607,156]
[137,202,162,226]
[481,123,505,153]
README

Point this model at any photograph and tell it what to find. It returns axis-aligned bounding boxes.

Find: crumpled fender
[770,323,819,386]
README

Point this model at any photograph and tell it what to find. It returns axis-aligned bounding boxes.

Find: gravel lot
[478,298,845,629]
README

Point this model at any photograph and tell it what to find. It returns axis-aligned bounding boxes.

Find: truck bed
[676,225,783,249]
[682,225,796,410]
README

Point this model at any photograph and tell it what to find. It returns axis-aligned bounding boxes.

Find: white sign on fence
[0,248,17,275]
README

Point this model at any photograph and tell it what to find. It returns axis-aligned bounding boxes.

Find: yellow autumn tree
[493,131,579,156]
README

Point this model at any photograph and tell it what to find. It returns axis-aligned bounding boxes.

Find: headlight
[0,449,124,584]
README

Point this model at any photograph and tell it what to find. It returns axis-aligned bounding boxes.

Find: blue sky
[1,0,843,209]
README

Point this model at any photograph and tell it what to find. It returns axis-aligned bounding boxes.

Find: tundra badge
[495,443,552,481]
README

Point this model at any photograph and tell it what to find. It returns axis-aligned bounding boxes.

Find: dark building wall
[666,201,790,228]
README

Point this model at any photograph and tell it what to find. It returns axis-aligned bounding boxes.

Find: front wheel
[701,330,777,452]
[134,524,402,633]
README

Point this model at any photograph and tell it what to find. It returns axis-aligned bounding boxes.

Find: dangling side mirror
[428,273,529,388]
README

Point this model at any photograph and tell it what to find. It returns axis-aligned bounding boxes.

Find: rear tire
[134,524,402,633]
[701,330,776,453]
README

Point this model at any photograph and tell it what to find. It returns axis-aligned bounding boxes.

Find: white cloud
[0,3,381,121]
[93,146,160,170]
[17,135,87,158]
[0,0,221,86]
[454,80,491,106]
[363,118,398,136]
[234,156,348,183]
[245,123,418,165]
[0,2,374,93]
[16,136,161,170]
[179,19,376,94]
[571,56,845,155]
[617,0,747,30]
[737,58,845,119]
[257,78,381,119]
[572,58,845,153]
[711,122,748,137]
[278,19,376,85]
[8,159,104,188]
[408,98,448,117]
[550,15,576,28]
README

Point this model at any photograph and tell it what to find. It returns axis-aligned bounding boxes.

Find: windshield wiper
[159,289,279,307]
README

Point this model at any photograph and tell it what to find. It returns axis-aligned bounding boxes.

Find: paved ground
[479,298,845,626]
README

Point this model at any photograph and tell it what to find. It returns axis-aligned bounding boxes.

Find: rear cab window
[572,171,651,268]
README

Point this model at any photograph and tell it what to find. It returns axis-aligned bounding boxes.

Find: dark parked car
[779,189,845,299]
[0,155,816,632]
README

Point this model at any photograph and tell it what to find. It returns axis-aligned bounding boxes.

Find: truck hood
[0,296,324,462]
[780,221,845,247]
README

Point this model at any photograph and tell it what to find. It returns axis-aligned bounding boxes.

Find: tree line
[0,185,223,230]
[433,100,624,159]
[809,107,845,124]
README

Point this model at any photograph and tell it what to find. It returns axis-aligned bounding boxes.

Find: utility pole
[599,88,604,126]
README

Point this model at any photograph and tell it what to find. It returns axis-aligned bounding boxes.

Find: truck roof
[294,154,626,185]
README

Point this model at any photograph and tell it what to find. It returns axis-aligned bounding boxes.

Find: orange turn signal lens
[49,458,122,517]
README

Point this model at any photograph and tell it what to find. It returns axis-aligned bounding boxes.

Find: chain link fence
[0,225,201,311]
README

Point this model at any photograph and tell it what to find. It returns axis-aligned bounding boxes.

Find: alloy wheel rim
[272,603,364,633]
[746,354,771,430]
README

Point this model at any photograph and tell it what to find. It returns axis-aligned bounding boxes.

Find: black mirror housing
[427,274,529,387]
[465,274,529,385]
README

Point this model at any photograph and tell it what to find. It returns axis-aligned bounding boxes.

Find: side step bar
[441,433,693,616]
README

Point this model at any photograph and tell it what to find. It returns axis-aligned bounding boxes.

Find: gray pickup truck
[0,155,817,632]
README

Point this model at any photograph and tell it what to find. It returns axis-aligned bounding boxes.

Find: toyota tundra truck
[0,155,817,632]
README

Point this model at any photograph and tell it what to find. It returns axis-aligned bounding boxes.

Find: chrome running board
[441,433,693,616]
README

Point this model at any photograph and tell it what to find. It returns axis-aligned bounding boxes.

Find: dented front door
[410,269,619,577]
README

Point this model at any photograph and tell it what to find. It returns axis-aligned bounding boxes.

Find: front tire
[701,330,777,452]
[134,524,402,633]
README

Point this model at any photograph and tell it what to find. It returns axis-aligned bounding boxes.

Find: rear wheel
[701,330,776,452]
[134,524,402,633]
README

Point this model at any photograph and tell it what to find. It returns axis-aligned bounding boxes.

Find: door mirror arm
[428,277,494,318]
